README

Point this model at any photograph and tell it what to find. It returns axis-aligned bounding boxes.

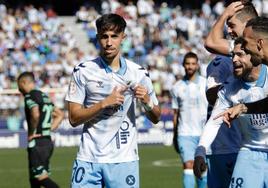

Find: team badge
[69,79,76,94]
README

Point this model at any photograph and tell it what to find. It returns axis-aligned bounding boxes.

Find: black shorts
[27,137,54,178]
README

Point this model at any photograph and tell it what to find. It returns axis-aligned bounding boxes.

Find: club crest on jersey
[96,81,104,88]
[69,80,77,94]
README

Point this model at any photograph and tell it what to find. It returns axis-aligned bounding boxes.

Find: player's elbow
[68,116,80,127]
[204,38,215,53]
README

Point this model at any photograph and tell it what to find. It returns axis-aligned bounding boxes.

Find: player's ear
[257,39,263,51]
[122,33,127,40]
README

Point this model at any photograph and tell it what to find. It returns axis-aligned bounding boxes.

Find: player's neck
[102,53,121,72]
[185,73,196,81]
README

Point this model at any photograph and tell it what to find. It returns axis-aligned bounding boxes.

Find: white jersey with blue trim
[171,74,208,136]
[206,55,242,155]
[199,65,268,153]
[65,56,158,163]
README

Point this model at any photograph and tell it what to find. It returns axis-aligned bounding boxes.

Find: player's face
[227,16,245,39]
[232,44,252,78]
[243,26,263,66]
[97,29,126,60]
[17,79,27,95]
[183,57,199,77]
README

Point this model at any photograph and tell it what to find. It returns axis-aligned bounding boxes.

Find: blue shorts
[71,159,139,188]
[229,149,268,188]
[178,136,200,163]
[206,153,237,188]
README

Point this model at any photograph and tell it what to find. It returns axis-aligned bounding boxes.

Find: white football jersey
[171,74,208,136]
[65,56,158,163]
[199,65,268,153]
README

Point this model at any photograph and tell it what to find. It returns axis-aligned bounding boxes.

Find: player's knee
[184,160,194,169]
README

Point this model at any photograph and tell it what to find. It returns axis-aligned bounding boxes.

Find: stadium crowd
[1,0,268,126]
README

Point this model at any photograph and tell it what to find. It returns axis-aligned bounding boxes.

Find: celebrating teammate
[65,13,161,188]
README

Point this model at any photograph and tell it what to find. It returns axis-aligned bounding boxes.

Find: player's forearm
[68,101,105,127]
[244,97,268,114]
[51,109,64,131]
[29,117,39,135]
[198,115,222,152]
[204,13,230,55]
[144,105,161,124]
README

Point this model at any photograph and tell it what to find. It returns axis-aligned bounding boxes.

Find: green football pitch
[0,145,184,188]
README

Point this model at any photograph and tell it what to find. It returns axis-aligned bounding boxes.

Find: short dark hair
[246,17,268,35]
[17,71,35,82]
[235,2,258,22]
[96,14,126,34]
[183,52,198,65]
[234,36,245,46]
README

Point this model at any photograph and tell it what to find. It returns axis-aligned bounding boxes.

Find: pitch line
[152,158,182,167]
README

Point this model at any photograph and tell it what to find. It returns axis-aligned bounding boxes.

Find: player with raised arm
[216,17,268,124]
[65,14,161,188]
[170,52,208,188]
[205,1,257,55]
[194,38,268,187]
[17,71,64,188]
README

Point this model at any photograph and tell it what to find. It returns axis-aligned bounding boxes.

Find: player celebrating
[65,14,161,188]
[17,71,64,188]
[195,38,268,187]
[195,55,242,188]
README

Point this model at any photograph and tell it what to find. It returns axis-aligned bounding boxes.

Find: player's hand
[133,84,150,104]
[193,156,207,179]
[103,86,127,108]
[28,134,41,141]
[213,103,247,127]
[52,107,64,120]
[223,1,244,19]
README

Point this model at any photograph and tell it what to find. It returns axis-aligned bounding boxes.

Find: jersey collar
[100,56,127,76]
[183,73,200,84]
[242,64,267,89]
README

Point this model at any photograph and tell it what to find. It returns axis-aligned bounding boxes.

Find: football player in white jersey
[217,17,268,122]
[65,14,161,188]
[195,38,268,187]
[194,55,242,188]
[170,52,208,188]
[205,1,257,55]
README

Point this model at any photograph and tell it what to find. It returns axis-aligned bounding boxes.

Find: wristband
[143,98,154,111]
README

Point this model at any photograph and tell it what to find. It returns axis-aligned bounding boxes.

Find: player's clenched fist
[193,156,207,179]
[133,84,150,104]
[103,86,127,108]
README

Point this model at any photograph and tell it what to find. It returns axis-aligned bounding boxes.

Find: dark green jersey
[24,89,54,138]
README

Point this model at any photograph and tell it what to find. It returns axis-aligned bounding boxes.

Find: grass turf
[0,145,183,188]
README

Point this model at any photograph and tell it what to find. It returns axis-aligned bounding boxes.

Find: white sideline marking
[152,158,182,167]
